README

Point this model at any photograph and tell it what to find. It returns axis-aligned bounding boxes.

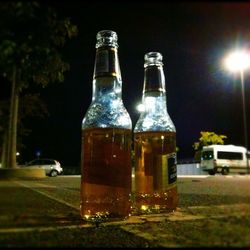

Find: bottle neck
[142,65,167,112]
[143,65,165,94]
[93,46,122,100]
[134,53,175,133]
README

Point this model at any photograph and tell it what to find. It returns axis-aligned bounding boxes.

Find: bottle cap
[96,30,118,48]
[144,52,163,67]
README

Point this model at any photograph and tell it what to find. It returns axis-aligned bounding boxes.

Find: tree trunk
[1,132,7,168]
[6,65,19,168]
[194,150,201,162]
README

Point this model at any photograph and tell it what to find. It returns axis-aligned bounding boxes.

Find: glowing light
[224,50,250,72]
[140,205,148,211]
[136,103,145,112]
[84,215,90,220]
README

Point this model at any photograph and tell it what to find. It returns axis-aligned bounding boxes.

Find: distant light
[84,215,90,220]
[140,205,148,211]
[136,103,145,112]
[16,152,20,156]
[36,150,41,157]
[224,50,250,72]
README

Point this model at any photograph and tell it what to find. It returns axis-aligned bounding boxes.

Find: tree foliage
[0,93,49,153]
[193,131,228,161]
[0,1,78,168]
[0,1,78,89]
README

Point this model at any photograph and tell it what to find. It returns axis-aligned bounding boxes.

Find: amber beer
[133,131,177,213]
[81,127,132,221]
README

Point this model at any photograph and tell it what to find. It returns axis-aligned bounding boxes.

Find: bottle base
[131,188,178,215]
[131,205,177,216]
[80,212,130,225]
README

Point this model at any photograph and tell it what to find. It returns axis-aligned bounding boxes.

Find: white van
[200,144,250,175]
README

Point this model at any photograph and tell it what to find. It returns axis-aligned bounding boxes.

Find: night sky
[16,1,250,167]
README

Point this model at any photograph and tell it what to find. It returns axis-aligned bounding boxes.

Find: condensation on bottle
[132,51,178,215]
[80,30,132,223]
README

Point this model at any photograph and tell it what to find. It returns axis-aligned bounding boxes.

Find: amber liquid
[132,131,178,214]
[80,127,132,222]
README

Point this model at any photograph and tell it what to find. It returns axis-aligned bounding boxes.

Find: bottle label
[167,153,177,185]
[143,152,177,190]
[156,153,177,189]
[94,48,118,77]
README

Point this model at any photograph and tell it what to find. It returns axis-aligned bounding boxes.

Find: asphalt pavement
[0,175,250,248]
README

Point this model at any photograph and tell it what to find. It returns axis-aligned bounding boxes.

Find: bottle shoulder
[82,96,132,129]
[134,112,176,132]
[134,93,175,132]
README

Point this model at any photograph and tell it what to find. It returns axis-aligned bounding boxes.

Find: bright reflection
[145,96,156,107]
[136,103,145,112]
[140,205,148,211]
[118,115,131,126]
[224,50,250,72]
[143,118,154,128]
[136,97,157,113]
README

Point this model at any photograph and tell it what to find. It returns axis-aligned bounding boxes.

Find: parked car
[25,158,63,177]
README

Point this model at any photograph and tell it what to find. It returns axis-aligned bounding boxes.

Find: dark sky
[18,1,250,166]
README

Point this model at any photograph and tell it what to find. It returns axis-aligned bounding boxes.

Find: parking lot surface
[0,175,250,247]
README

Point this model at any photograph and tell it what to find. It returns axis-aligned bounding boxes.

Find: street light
[136,103,145,113]
[224,49,250,173]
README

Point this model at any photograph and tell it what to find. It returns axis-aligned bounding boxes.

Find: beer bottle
[80,30,132,222]
[132,52,178,214]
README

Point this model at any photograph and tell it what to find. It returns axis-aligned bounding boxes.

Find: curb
[0,168,46,179]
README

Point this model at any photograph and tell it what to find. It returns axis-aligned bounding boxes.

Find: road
[0,175,250,247]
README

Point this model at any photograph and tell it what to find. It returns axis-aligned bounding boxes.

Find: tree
[193,131,228,161]
[0,93,49,165]
[0,2,78,168]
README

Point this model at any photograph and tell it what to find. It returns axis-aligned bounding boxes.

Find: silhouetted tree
[0,2,78,168]
[0,93,49,165]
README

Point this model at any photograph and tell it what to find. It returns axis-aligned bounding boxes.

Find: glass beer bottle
[132,52,178,214]
[80,30,132,222]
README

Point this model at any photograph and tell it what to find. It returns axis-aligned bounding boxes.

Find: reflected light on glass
[145,96,156,107]
[136,103,145,112]
[118,115,131,126]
